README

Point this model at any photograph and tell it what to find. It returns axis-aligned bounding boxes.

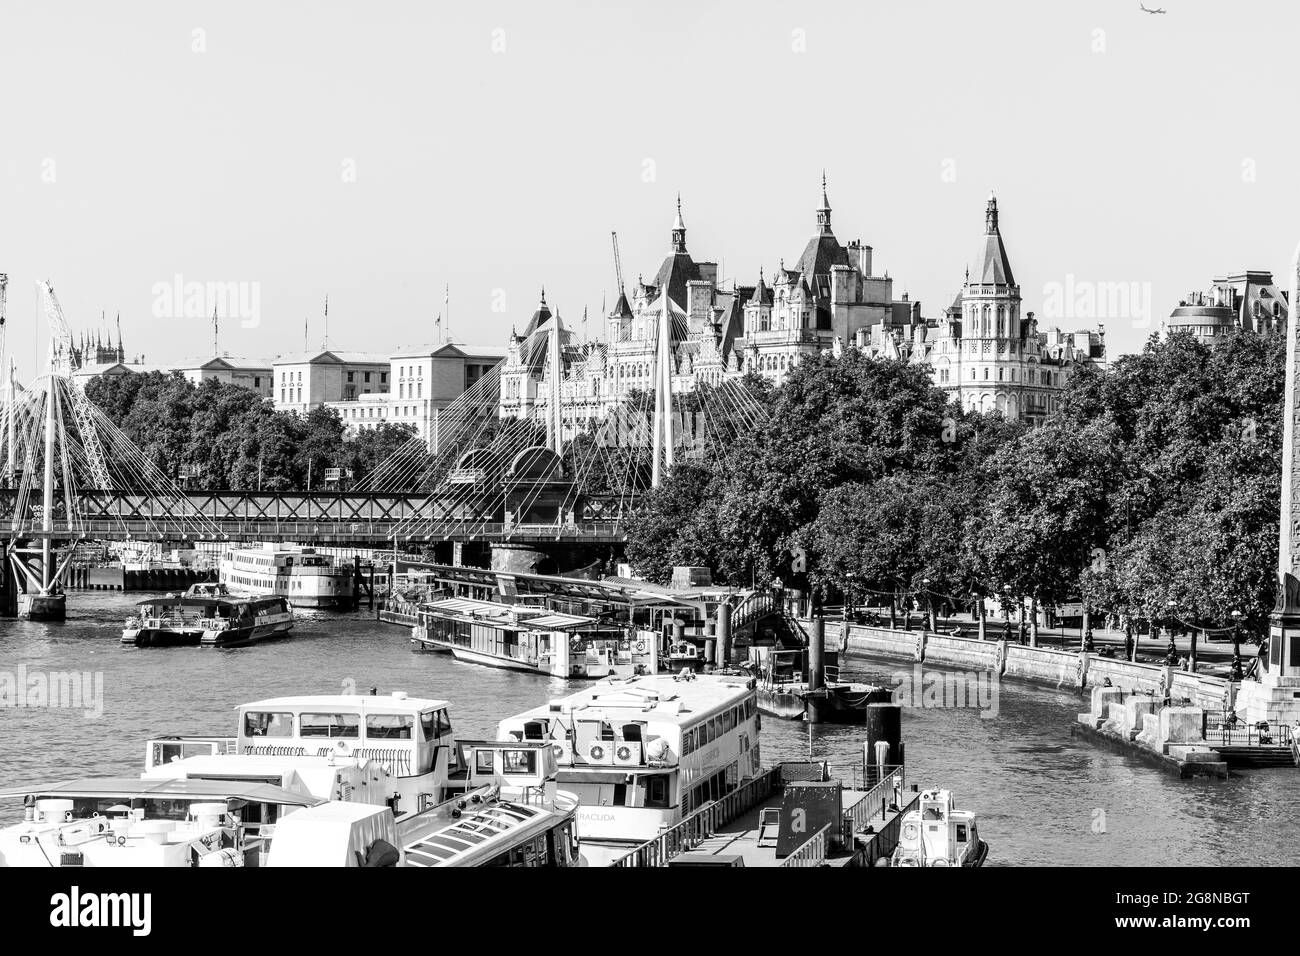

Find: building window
[254,377,261,388]
[364,372,371,383]
[381,372,388,384]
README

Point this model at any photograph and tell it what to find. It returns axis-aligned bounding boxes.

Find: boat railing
[146,735,238,769]
[778,823,832,868]
[843,765,905,844]
[312,746,414,776]
[612,765,783,867]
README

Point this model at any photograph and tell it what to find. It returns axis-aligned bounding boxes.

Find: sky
[1,0,1297,381]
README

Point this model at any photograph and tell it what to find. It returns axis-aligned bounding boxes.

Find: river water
[2,592,1296,866]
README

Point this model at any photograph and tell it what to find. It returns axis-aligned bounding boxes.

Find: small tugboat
[121,582,293,648]
[890,789,989,867]
[750,648,891,723]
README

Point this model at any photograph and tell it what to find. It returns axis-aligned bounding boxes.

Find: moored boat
[415,596,659,678]
[121,583,292,647]
[497,672,762,866]
[219,543,355,609]
[145,691,462,819]
[890,788,989,867]
[750,648,891,722]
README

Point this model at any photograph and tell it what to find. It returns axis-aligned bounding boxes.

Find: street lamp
[1163,599,1180,667]
[922,577,933,632]
[1230,610,1244,682]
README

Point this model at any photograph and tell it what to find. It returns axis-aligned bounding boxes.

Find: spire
[671,195,687,254]
[985,191,999,234]
[817,170,832,235]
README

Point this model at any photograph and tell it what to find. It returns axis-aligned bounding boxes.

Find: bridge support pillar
[1,554,17,618]
[490,542,548,575]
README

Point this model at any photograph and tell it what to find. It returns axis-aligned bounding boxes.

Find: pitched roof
[273,350,388,366]
[969,194,1015,287]
[794,233,850,282]
[652,252,702,311]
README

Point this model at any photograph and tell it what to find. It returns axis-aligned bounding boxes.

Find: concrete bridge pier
[1,555,17,617]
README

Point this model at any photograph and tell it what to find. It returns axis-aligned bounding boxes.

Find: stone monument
[1237,241,1300,726]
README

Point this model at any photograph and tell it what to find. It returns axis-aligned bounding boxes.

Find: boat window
[956,824,968,842]
[420,709,452,740]
[300,712,361,738]
[366,714,414,739]
[646,776,669,808]
[475,750,495,774]
[621,723,642,742]
[599,722,616,742]
[502,750,536,775]
[244,711,294,738]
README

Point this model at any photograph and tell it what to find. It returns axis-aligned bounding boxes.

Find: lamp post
[1230,610,1244,682]
[1163,599,1179,667]
[922,577,934,632]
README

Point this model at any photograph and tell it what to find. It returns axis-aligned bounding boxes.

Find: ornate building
[738,176,917,382]
[917,194,1103,424]
[1166,270,1289,346]
[497,185,1104,432]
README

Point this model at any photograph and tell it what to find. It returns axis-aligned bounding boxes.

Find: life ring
[616,746,632,761]
[551,744,564,759]
[570,637,582,652]
[620,640,631,652]
[903,822,918,841]
[589,744,606,761]
[635,640,646,653]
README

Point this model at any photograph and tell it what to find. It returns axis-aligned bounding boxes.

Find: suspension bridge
[1,280,766,617]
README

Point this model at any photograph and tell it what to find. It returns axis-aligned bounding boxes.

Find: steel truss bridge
[0,488,631,546]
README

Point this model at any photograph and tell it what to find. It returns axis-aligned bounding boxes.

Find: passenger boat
[143,691,461,818]
[890,789,989,867]
[497,672,762,866]
[219,543,355,609]
[667,639,707,672]
[412,596,658,678]
[269,740,581,867]
[121,583,292,647]
[750,648,891,722]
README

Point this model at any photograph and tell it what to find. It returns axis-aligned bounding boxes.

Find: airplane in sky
[1139,3,1167,13]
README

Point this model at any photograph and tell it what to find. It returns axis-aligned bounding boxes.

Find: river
[2,592,1295,865]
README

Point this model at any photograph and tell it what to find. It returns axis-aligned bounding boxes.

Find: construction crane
[611,231,625,296]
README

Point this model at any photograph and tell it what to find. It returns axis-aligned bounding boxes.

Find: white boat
[890,788,989,867]
[413,596,659,678]
[269,740,581,868]
[144,691,461,818]
[219,544,355,609]
[0,740,580,869]
[0,777,320,867]
[121,583,292,647]
[497,672,762,866]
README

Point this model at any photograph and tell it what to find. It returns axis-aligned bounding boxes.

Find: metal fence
[612,766,782,867]
[779,824,832,868]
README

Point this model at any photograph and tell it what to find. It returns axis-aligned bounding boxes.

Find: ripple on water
[2,593,1297,865]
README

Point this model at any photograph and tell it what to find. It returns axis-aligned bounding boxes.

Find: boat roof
[240,693,449,713]
[402,798,552,867]
[503,674,754,727]
[422,597,595,630]
[0,777,319,806]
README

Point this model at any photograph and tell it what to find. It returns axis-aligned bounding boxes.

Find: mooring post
[807,613,826,724]
[716,603,732,669]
